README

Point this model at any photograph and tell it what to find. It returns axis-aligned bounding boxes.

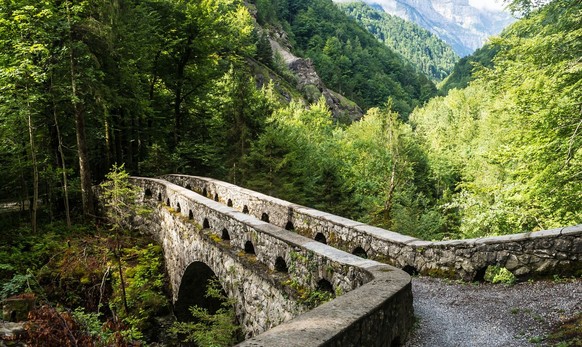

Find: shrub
[484,266,516,285]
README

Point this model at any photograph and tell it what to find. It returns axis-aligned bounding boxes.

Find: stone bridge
[128,177,413,346]
[162,175,582,281]
[123,175,581,346]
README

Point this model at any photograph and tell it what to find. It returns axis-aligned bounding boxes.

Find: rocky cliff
[269,34,363,122]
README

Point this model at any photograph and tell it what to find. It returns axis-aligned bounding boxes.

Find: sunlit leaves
[411,0,581,237]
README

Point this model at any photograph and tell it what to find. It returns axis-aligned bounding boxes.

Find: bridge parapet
[163,175,582,281]
[129,177,413,345]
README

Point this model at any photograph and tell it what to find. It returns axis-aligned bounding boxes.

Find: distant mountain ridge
[338,2,459,82]
[338,0,515,56]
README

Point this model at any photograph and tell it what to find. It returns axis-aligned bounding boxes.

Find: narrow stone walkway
[404,277,581,347]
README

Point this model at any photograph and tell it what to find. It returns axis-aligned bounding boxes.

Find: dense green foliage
[411,0,581,237]
[438,44,499,93]
[252,0,437,115]
[2,0,577,242]
[0,219,171,345]
[0,0,270,221]
[242,98,443,239]
[338,2,459,82]
[243,0,581,239]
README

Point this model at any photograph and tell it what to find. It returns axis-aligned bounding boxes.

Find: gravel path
[404,277,581,347]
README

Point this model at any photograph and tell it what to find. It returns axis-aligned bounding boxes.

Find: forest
[0,0,580,345]
[337,2,459,82]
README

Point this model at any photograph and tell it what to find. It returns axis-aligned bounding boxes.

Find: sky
[468,0,506,12]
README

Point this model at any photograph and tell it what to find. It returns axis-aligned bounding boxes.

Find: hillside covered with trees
[337,2,460,82]
[253,0,437,115]
[241,0,581,239]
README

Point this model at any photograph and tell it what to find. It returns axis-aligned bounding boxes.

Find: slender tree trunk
[53,103,71,228]
[172,37,193,150]
[117,256,129,314]
[104,115,112,170]
[74,104,95,219]
[26,95,39,233]
[66,0,95,219]
[384,162,396,229]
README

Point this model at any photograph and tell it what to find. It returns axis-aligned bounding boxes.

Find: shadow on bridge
[174,261,226,322]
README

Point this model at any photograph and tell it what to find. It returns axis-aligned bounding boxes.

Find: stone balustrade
[163,174,582,281]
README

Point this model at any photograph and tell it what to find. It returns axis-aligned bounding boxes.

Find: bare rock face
[270,38,363,122]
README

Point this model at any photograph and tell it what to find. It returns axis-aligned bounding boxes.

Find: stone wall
[128,177,413,345]
[163,175,582,281]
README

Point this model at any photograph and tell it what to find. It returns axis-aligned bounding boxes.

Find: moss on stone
[425,267,457,279]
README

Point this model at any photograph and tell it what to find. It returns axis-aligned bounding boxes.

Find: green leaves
[411,0,581,237]
[170,279,239,347]
[100,164,141,233]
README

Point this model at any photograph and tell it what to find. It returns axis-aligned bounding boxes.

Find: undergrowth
[0,220,171,346]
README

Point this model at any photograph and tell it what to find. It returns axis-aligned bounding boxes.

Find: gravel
[404,277,581,347]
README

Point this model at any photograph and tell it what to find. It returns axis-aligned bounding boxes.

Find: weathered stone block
[2,294,35,322]
[504,254,520,271]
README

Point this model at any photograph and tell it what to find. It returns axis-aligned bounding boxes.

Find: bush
[484,266,516,285]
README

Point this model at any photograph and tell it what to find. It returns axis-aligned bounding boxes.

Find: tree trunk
[384,162,396,229]
[26,99,39,233]
[53,103,71,228]
[66,0,95,219]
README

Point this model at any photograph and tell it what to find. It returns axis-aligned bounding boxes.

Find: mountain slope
[338,2,459,82]
[438,43,499,93]
[346,0,515,57]
[253,0,437,116]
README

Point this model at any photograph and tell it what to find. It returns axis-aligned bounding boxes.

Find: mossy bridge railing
[163,174,582,282]
[125,177,413,347]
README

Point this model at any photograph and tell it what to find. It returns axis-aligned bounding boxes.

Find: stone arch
[188,210,193,220]
[473,265,490,282]
[176,202,181,213]
[202,187,208,197]
[244,241,255,255]
[157,193,162,202]
[275,257,288,273]
[242,205,249,214]
[203,218,210,229]
[144,189,153,199]
[285,221,295,231]
[227,199,233,207]
[221,228,231,241]
[214,193,219,202]
[314,233,327,244]
[174,261,226,321]
[402,265,418,276]
[352,246,368,259]
[316,278,334,295]
[391,336,402,347]
[261,213,270,223]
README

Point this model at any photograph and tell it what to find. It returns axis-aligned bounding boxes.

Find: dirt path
[404,277,581,347]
